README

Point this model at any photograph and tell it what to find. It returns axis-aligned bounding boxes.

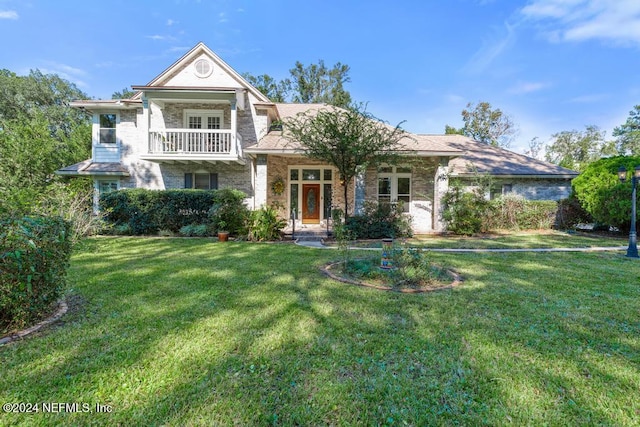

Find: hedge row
[443,191,589,235]
[100,188,247,234]
[0,215,71,333]
[483,196,559,231]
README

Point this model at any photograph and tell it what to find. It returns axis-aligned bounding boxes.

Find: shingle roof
[56,160,130,176]
[245,104,462,156]
[447,137,578,178]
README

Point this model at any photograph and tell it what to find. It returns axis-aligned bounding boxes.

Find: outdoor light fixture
[618,165,640,258]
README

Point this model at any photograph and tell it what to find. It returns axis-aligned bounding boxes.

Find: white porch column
[230,100,238,157]
[433,157,450,231]
[354,166,366,215]
[254,154,268,208]
[141,96,150,153]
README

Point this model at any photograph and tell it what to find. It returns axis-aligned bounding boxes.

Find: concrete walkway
[294,239,627,253]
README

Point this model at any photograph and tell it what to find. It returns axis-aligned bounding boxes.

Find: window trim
[183,109,224,129]
[377,165,412,212]
[184,172,218,190]
[95,112,119,145]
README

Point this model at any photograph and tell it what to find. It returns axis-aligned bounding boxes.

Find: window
[99,114,116,144]
[98,180,118,195]
[377,166,411,212]
[184,110,224,129]
[184,173,218,190]
[194,59,213,78]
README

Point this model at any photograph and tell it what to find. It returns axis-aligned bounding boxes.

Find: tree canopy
[613,105,640,155]
[544,125,615,172]
[284,104,407,217]
[243,60,352,108]
[112,87,137,99]
[460,101,517,148]
[0,69,91,215]
[572,155,640,232]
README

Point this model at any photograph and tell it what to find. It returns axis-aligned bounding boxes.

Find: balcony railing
[148,129,237,155]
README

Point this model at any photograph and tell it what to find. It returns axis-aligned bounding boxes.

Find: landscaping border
[0,298,68,346]
[321,261,462,293]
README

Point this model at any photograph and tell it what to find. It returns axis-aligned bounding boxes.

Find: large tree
[0,69,91,214]
[243,60,352,108]
[613,105,640,155]
[241,73,290,102]
[460,101,517,148]
[544,125,614,172]
[284,104,407,218]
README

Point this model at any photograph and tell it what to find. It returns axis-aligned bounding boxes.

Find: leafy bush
[100,188,247,235]
[0,215,72,333]
[555,195,593,230]
[36,180,102,244]
[179,224,212,237]
[484,195,558,230]
[343,201,412,239]
[207,189,250,235]
[247,205,286,241]
[442,183,489,235]
[572,155,640,232]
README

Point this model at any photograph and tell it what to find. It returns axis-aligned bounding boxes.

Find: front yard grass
[1,236,638,425]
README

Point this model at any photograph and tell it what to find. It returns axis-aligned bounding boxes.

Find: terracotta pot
[217,231,229,242]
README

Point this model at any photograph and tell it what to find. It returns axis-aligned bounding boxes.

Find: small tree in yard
[284,104,408,218]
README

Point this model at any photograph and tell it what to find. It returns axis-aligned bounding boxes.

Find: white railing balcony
[148,129,237,155]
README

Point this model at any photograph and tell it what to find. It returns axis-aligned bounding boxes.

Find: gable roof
[245,103,462,156]
[130,42,270,103]
[447,136,578,178]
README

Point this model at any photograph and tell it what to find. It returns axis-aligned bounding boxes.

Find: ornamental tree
[572,155,640,232]
[284,104,408,218]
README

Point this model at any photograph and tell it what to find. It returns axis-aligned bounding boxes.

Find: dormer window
[99,114,117,144]
[194,59,213,78]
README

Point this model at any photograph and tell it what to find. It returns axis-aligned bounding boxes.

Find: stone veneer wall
[363,158,440,233]
[459,178,573,201]
[159,162,253,196]
[266,155,354,221]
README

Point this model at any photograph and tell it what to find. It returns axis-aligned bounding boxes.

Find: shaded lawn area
[340,230,627,250]
[0,237,639,425]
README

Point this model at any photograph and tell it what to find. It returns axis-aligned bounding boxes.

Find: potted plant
[217,220,229,242]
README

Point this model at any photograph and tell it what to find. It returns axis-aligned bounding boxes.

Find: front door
[302,184,320,224]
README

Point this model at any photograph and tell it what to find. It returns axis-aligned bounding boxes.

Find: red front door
[302,184,320,223]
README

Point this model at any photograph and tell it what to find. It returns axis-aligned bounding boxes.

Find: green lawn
[1,237,639,426]
[340,230,627,250]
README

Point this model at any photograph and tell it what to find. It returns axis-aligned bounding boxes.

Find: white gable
[135,43,269,102]
[161,52,244,88]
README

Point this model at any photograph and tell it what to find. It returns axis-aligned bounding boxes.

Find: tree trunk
[343,181,349,220]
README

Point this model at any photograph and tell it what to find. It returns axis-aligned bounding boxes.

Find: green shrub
[0,215,72,333]
[344,202,412,239]
[555,195,593,230]
[179,224,212,237]
[207,189,250,235]
[484,195,558,230]
[247,205,286,241]
[572,155,640,232]
[100,188,247,235]
[442,183,489,235]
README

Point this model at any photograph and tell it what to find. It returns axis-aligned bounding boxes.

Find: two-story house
[57,42,578,233]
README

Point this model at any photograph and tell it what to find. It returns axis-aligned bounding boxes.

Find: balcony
[141,128,244,164]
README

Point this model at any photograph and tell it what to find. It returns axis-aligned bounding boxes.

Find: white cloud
[146,34,176,41]
[166,19,177,26]
[464,22,517,72]
[218,12,228,23]
[508,81,550,94]
[43,61,87,77]
[566,93,609,103]
[521,0,640,46]
[0,10,18,19]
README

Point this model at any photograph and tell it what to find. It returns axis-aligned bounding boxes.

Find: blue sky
[1,0,639,154]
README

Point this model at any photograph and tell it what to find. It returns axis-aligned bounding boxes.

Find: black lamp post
[617,165,640,258]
